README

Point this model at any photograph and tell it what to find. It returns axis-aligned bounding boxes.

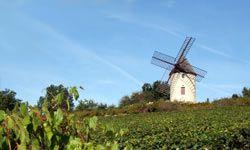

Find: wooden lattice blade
[175,37,195,63]
[151,51,175,71]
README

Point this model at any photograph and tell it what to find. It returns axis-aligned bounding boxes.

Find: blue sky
[0,0,250,105]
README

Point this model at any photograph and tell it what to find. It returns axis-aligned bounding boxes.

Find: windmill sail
[150,36,207,102]
[151,51,175,71]
[175,37,195,63]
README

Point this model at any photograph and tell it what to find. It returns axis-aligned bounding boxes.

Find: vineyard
[0,87,250,149]
[92,106,250,149]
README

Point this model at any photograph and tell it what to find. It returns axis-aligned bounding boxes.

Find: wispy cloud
[197,43,250,65]
[106,12,250,67]
[105,12,247,96]
[197,44,231,58]
[88,52,143,86]
[104,11,250,98]
[107,13,183,38]
[22,14,143,87]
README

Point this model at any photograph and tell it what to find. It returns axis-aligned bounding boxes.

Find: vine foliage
[0,86,128,150]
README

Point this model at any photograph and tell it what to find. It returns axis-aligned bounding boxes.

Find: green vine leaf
[18,143,26,150]
[67,137,82,150]
[7,116,14,129]
[22,115,30,127]
[111,141,119,150]
[96,145,105,150]
[88,116,97,130]
[31,139,39,150]
[32,114,40,132]
[55,93,64,104]
[20,103,28,116]
[53,108,64,128]
[44,126,53,143]
[0,110,6,122]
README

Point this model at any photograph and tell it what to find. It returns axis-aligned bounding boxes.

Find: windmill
[151,37,207,103]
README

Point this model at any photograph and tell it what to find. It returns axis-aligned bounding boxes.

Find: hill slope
[95,106,250,149]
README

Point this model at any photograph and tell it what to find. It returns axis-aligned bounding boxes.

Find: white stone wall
[170,72,196,103]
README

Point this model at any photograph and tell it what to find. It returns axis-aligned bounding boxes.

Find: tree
[152,81,161,92]
[75,99,108,110]
[75,99,98,110]
[119,95,131,107]
[37,84,74,111]
[0,89,21,111]
[232,94,239,99]
[130,92,144,104]
[119,81,170,107]
[98,103,107,109]
[142,83,152,92]
[242,87,250,98]
[108,104,116,109]
[152,81,170,100]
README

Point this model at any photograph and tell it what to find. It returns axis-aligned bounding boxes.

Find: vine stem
[7,128,11,150]
[13,143,18,150]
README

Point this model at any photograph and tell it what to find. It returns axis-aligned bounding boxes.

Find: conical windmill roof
[171,57,196,75]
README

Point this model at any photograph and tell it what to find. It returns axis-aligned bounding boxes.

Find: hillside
[93,106,250,149]
[1,87,250,149]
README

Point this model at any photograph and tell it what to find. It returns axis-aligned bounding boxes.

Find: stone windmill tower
[151,37,207,103]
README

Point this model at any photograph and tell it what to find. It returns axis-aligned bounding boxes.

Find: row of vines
[94,106,250,149]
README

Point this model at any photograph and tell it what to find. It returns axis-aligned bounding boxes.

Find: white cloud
[21,14,143,87]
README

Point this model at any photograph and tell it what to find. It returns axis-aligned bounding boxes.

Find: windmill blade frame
[151,58,175,71]
[175,37,195,63]
[152,51,176,65]
[191,65,207,81]
[151,51,176,71]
